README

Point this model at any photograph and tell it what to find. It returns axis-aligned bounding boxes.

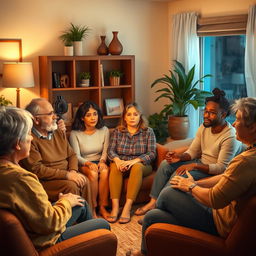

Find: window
[198,14,247,123]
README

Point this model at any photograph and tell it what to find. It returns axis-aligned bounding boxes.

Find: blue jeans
[150,159,212,199]
[57,201,110,242]
[141,187,219,254]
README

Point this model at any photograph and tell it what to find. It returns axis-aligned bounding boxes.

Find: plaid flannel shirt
[108,127,156,165]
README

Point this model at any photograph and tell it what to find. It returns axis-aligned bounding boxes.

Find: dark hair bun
[212,88,225,97]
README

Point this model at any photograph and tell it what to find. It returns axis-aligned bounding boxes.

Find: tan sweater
[210,148,256,238]
[21,129,78,180]
[0,162,72,249]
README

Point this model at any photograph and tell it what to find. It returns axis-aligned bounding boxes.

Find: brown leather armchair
[0,208,117,256]
[145,195,256,256]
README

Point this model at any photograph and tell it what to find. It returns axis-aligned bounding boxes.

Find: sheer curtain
[172,12,200,138]
[245,5,256,97]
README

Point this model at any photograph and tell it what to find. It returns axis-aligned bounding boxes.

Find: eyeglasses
[203,109,218,116]
[36,111,55,116]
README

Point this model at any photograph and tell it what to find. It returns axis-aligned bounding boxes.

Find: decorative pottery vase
[108,31,123,55]
[97,36,109,55]
[73,41,83,56]
[64,46,73,56]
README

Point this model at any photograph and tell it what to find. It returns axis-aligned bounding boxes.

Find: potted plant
[59,31,73,56]
[79,72,90,87]
[108,70,123,86]
[0,95,12,106]
[68,23,90,56]
[151,60,211,139]
[148,112,169,144]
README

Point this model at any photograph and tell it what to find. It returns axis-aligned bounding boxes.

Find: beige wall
[0,0,169,116]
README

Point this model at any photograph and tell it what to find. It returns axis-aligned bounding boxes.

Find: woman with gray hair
[0,106,110,250]
[136,97,256,255]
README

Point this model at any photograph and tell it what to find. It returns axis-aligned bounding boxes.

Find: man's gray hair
[232,97,256,126]
[0,106,33,156]
[25,98,48,116]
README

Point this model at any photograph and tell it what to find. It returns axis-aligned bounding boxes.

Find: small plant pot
[74,41,83,56]
[64,46,73,56]
[80,79,90,87]
[109,76,120,86]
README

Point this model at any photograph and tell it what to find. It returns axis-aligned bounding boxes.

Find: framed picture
[0,39,22,86]
[105,98,124,116]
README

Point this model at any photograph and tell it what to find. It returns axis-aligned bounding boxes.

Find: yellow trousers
[109,162,152,201]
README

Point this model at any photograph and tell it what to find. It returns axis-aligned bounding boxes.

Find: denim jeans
[141,187,219,254]
[150,159,212,199]
[57,201,110,242]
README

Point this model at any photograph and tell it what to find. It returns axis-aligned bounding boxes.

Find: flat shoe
[107,215,118,223]
[134,207,152,216]
[119,216,131,224]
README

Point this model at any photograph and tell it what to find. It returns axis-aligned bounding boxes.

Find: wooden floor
[108,206,143,256]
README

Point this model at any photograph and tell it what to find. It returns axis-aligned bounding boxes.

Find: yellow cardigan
[0,162,72,249]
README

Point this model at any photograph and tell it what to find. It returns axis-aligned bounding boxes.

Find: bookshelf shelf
[39,55,135,128]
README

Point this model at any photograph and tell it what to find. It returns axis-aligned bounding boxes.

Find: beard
[42,120,58,132]
[203,118,219,128]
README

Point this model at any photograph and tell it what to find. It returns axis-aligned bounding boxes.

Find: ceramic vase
[64,46,73,56]
[54,96,68,119]
[97,36,109,55]
[73,41,83,56]
[108,31,123,55]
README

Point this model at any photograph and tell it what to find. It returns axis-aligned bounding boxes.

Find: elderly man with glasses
[135,88,243,218]
[21,98,91,205]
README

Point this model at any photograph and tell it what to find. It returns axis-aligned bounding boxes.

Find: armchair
[145,195,256,256]
[0,208,117,256]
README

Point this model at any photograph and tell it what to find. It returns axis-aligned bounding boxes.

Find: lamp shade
[2,62,34,88]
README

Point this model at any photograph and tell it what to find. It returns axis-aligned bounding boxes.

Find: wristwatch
[188,183,197,193]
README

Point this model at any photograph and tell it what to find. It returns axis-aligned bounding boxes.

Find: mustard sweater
[21,129,78,180]
[0,162,72,249]
[210,148,256,237]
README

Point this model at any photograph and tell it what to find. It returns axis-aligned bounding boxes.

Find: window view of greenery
[202,35,247,123]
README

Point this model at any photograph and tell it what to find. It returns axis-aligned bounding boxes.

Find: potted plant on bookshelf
[59,31,73,56]
[108,70,123,86]
[79,72,90,87]
[0,95,12,106]
[67,23,90,56]
[151,60,211,139]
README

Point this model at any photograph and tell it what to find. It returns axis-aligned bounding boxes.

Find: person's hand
[66,170,87,187]
[58,192,85,207]
[114,158,126,172]
[165,151,181,164]
[85,162,98,172]
[119,158,140,172]
[57,119,66,132]
[170,171,195,192]
[175,163,197,175]
[98,161,108,171]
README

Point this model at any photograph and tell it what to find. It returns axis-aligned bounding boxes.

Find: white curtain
[172,12,200,138]
[245,5,256,97]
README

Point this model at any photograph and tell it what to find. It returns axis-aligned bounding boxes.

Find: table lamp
[2,62,34,107]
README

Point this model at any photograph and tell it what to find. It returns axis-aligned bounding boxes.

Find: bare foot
[99,206,109,220]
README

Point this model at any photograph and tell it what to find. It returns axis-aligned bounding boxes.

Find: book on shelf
[100,64,104,87]
[52,72,61,88]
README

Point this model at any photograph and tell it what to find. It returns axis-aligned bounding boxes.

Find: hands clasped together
[114,158,140,172]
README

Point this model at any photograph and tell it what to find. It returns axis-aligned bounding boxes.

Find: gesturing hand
[170,171,195,192]
[66,170,87,187]
[59,192,85,207]
[57,119,66,132]
[165,151,181,164]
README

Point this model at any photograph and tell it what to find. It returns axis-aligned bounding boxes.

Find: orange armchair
[0,208,117,256]
[145,195,256,256]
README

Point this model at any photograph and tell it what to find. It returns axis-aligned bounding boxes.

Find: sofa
[145,195,256,256]
[0,208,117,256]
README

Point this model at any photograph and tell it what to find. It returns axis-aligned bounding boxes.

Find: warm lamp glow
[2,62,34,107]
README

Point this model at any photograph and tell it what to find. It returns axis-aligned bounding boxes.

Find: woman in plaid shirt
[107,102,156,224]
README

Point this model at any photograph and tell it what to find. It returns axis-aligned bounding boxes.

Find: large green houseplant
[151,60,211,139]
